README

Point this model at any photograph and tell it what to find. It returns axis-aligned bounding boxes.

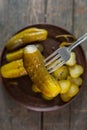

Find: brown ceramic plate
[0,24,86,111]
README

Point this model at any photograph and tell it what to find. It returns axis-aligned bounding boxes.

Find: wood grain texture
[69,0,87,130]
[6,100,41,130]
[45,0,73,32]
[43,108,70,130]
[73,0,87,53]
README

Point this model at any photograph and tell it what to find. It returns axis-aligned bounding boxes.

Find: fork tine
[44,48,59,62]
[46,57,63,70]
[45,54,61,66]
[48,60,65,73]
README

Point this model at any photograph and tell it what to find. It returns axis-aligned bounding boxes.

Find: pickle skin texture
[23,45,61,98]
[6,28,48,51]
[6,48,24,62]
[1,59,27,78]
[6,44,44,62]
[32,84,41,93]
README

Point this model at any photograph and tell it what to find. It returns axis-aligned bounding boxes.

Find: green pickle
[6,48,24,62]
[6,27,48,51]
[1,59,27,78]
[23,45,61,99]
[6,44,44,62]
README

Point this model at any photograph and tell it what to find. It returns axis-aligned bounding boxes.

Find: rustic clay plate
[0,24,86,111]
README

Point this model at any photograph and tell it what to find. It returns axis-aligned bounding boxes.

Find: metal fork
[44,33,87,73]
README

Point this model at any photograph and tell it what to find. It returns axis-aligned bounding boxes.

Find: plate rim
[0,24,87,112]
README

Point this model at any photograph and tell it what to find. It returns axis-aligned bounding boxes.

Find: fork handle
[68,33,87,51]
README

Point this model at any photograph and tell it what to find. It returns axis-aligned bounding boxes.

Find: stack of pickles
[0,27,84,102]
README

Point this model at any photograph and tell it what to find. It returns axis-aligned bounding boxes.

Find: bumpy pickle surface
[6,28,48,51]
[23,45,61,98]
[1,59,27,78]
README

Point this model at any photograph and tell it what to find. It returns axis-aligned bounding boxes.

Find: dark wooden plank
[43,0,73,130]
[0,0,46,130]
[27,0,45,24]
[69,0,87,130]
[73,0,87,53]
[43,109,70,130]
[45,0,73,32]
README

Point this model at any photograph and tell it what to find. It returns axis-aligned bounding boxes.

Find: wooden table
[0,0,87,130]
